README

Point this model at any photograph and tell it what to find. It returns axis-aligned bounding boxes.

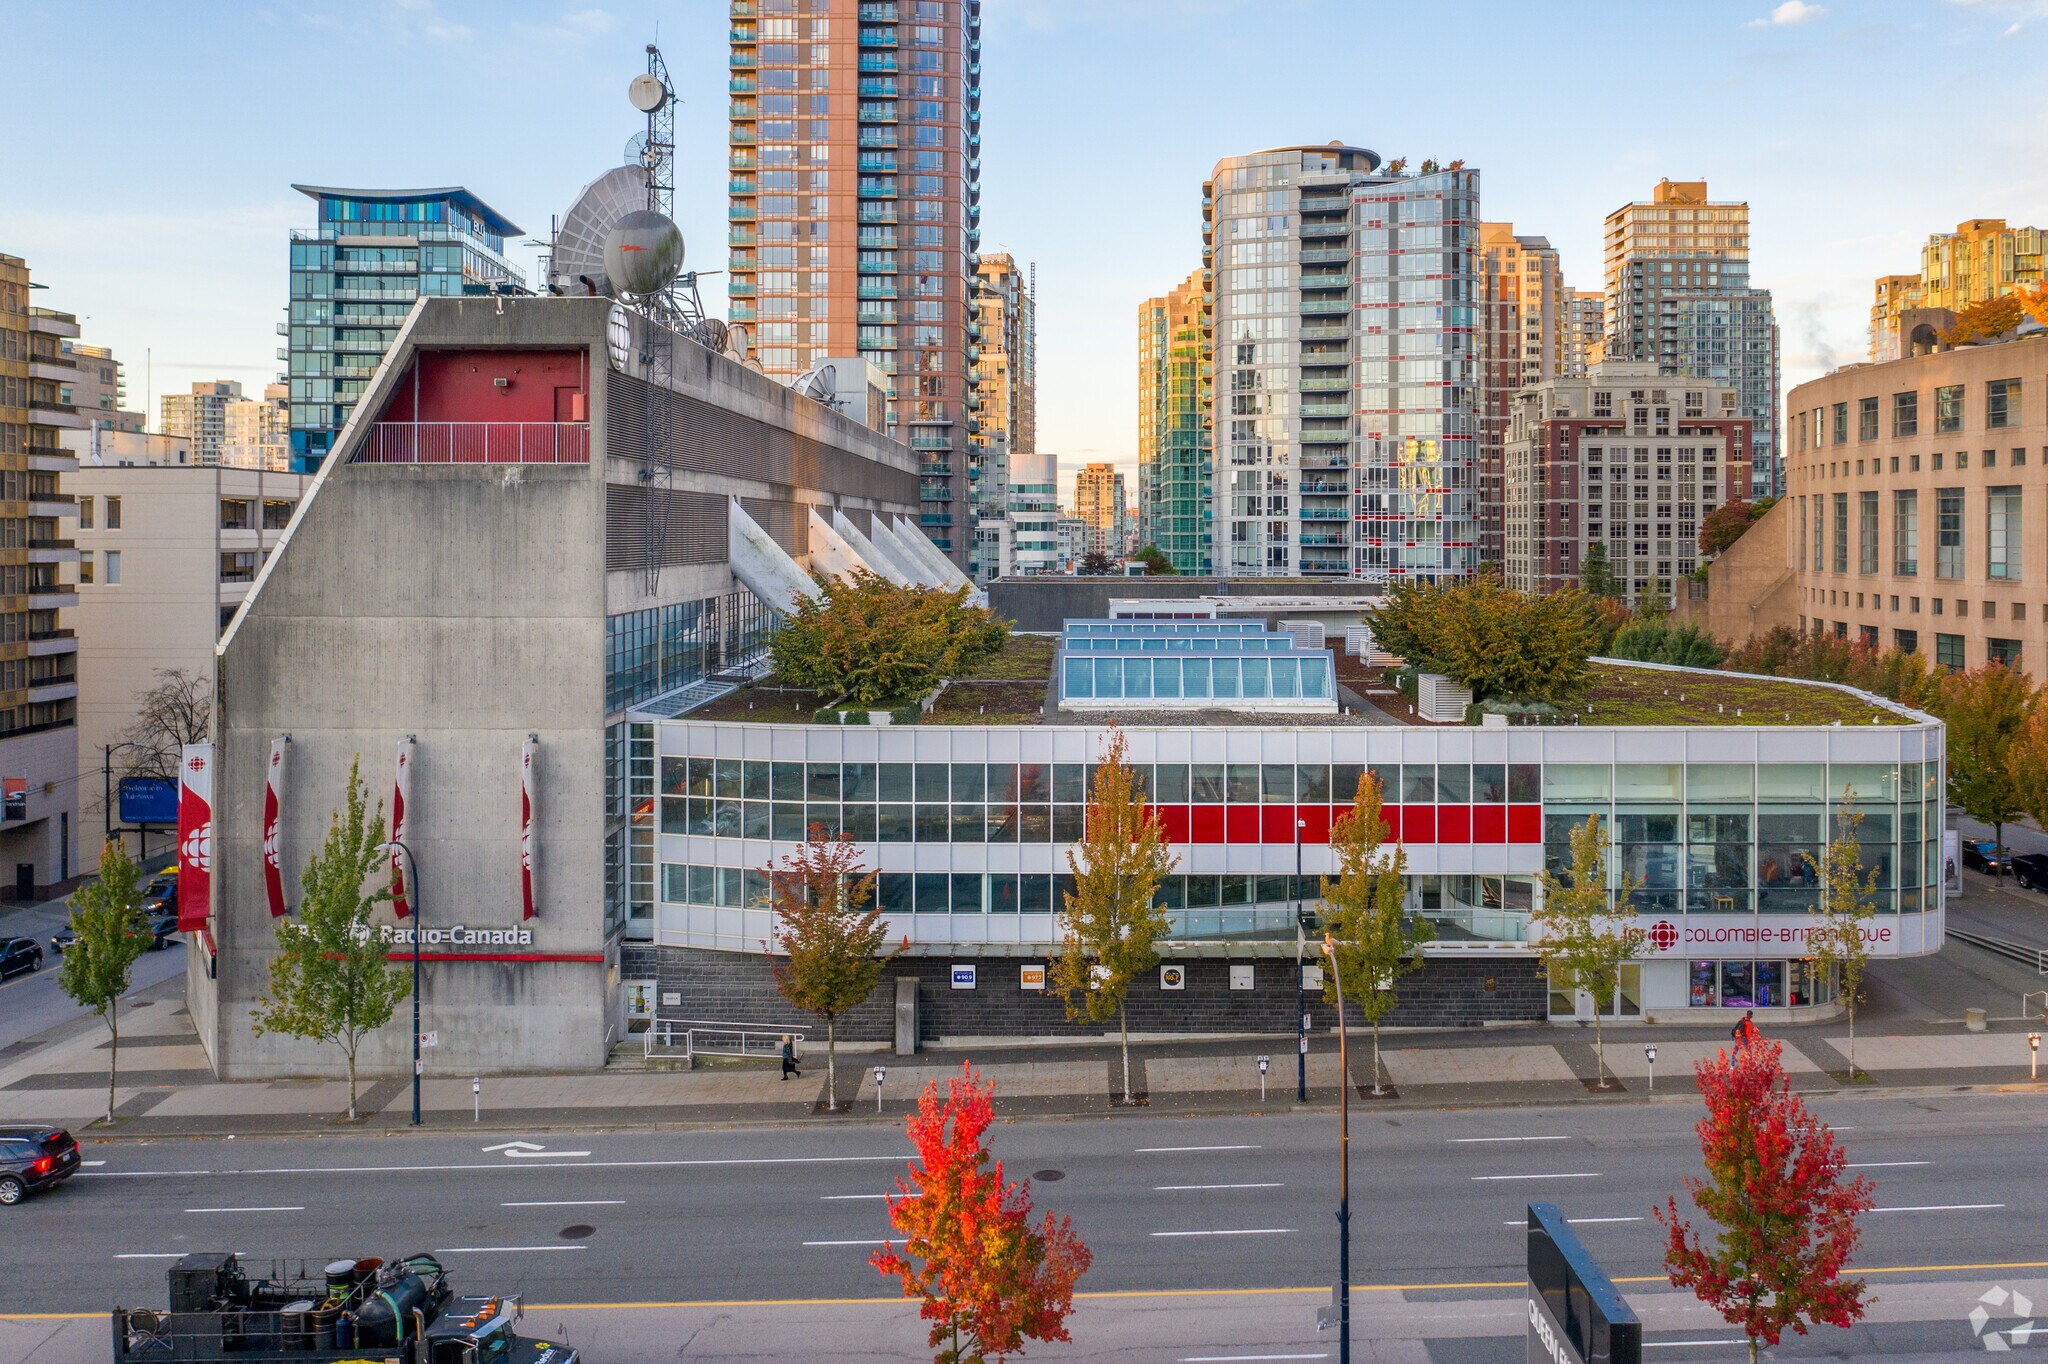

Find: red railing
[358,421,590,465]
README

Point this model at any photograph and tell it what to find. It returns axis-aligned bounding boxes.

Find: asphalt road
[0,893,187,1055]
[3,1091,2043,1360]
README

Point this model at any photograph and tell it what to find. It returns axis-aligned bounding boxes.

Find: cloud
[2006,20,2026,35]
[561,7,614,34]
[1748,1,1828,25]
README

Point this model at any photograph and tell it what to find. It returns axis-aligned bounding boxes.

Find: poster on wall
[1160,964,1186,991]
[1229,964,1255,991]
[1943,828,1962,895]
[1019,964,1045,991]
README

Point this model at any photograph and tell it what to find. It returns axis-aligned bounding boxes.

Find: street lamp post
[1296,817,1308,1103]
[103,741,164,863]
[386,839,423,1127]
[1321,934,1351,1364]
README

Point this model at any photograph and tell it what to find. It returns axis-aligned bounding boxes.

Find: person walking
[1731,1009,1761,1051]
[780,1034,801,1081]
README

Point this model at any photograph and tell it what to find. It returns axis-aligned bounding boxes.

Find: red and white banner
[391,736,415,918]
[176,744,214,933]
[520,735,538,920]
[262,736,289,917]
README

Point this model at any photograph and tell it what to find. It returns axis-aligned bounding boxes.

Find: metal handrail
[645,1019,805,1067]
[359,421,590,466]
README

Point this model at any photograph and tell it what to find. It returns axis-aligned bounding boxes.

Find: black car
[145,910,180,948]
[1962,838,2011,875]
[2011,852,2048,892]
[0,1124,80,1205]
[0,937,42,980]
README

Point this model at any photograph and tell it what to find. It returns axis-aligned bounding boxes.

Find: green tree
[1533,814,1647,1088]
[1580,542,1621,599]
[56,841,152,1124]
[767,827,896,1110]
[1609,620,1725,668]
[1801,794,1881,1078]
[1936,662,2036,875]
[769,572,1009,708]
[1635,579,1672,620]
[1132,545,1179,576]
[1364,577,1603,707]
[249,758,411,1120]
[1050,729,1176,1105]
[1319,773,1432,1094]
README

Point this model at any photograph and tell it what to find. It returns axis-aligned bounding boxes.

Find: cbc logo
[1160,964,1187,991]
[1648,920,1681,952]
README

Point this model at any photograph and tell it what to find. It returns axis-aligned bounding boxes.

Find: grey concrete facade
[988,577,1379,633]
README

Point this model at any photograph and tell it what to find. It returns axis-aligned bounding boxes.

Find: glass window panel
[687,799,714,836]
[1302,660,1332,698]
[1614,763,1681,800]
[915,805,949,841]
[1124,658,1154,699]
[714,759,743,798]
[988,875,1020,914]
[1271,657,1300,698]
[688,865,715,904]
[1220,873,1252,905]
[1542,764,1609,800]
[743,801,771,839]
[951,874,984,913]
[661,798,688,834]
[1192,763,1227,802]
[1213,658,1241,698]
[1437,763,1472,802]
[914,873,948,912]
[1054,763,1086,803]
[743,761,771,800]
[1296,763,1331,801]
[987,763,1017,801]
[878,804,912,842]
[718,866,744,908]
[1228,764,1260,802]
[1830,764,1899,802]
[1184,657,1211,696]
[1063,656,1092,697]
[1018,764,1050,802]
[1473,764,1506,803]
[1689,960,1719,1007]
[660,758,687,796]
[744,867,769,909]
[772,761,804,800]
[1353,763,1388,804]
[1509,763,1541,803]
[1186,875,1219,908]
[916,763,949,801]
[1020,806,1052,841]
[841,805,876,841]
[1053,804,1084,842]
[878,763,913,801]
[1403,765,1436,803]
[1719,960,1755,1007]
[842,763,876,802]
[805,804,839,838]
[1758,763,1826,800]
[713,799,743,836]
[1156,877,1186,911]
[661,864,688,902]
[1094,657,1122,697]
[1262,764,1293,801]
[1154,763,1190,802]
[688,757,714,796]
[878,872,912,915]
[951,763,986,802]
[1242,657,1271,696]
[772,802,805,840]
[985,804,1017,843]
[1155,657,1182,698]
[951,805,985,842]
[1020,875,1052,913]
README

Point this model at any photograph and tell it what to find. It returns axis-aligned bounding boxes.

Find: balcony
[858,129,898,148]
[729,228,757,247]
[1299,482,1350,495]
[1298,193,1349,214]
[729,204,757,221]
[856,281,898,299]
[859,1,897,17]
[1300,221,1350,239]
[857,203,898,224]
[858,103,898,122]
[1299,298,1350,315]
[858,55,897,72]
[358,421,591,466]
[730,127,756,144]
[729,76,756,94]
[1299,270,1349,290]
[1300,323,1350,341]
[1300,247,1351,264]
[730,51,756,68]
[857,154,897,172]
[28,678,78,705]
[857,231,898,249]
[910,434,954,451]
[1300,507,1348,521]
[1299,375,1350,392]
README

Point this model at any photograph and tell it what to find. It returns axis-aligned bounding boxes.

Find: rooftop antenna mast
[629,44,705,331]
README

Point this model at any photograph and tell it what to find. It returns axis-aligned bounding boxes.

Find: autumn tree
[1078,549,1116,577]
[770,572,1009,708]
[56,841,151,1123]
[2008,705,2048,863]
[1050,729,1176,1105]
[249,758,410,1120]
[1801,794,1881,1079]
[1719,626,1937,710]
[1319,773,1431,1094]
[1364,576,1603,707]
[1656,1040,1873,1364]
[873,1063,1092,1364]
[766,827,895,1110]
[1939,294,2024,347]
[1935,662,2036,874]
[2020,281,2048,329]
[1533,814,1646,1088]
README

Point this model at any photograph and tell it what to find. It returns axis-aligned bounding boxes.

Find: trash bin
[1966,1006,1988,1033]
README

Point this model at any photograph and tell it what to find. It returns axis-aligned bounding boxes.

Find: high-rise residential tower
[1477,223,1566,566]
[969,252,1034,582]
[223,383,292,471]
[286,185,526,472]
[1869,219,2044,362]
[726,0,984,567]
[1561,286,1604,377]
[1205,145,1480,582]
[160,380,243,466]
[1601,178,1779,499]
[1073,461,1125,558]
[57,341,141,432]
[1137,269,1211,573]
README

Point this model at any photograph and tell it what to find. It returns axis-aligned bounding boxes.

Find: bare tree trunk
[1748,1336,1760,1364]
[346,1048,358,1121]
[1119,1003,1132,1104]
[1594,1007,1608,1089]
[106,1004,119,1124]
[826,1015,837,1110]
[1848,997,1857,1078]
[1370,1017,1383,1096]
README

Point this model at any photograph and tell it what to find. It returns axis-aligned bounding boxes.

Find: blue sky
[2,0,2042,497]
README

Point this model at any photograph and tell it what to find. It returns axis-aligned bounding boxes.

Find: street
[2,1091,2044,1360]
[0,894,186,1055]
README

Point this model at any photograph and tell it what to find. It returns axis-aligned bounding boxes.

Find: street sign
[118,776,179,826]
[418,1031,439,1048]
[950,963,976,990]
[1019,963,1045,991]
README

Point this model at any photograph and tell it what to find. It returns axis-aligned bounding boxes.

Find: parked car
[0,1125,80,1206]
[1962,838,2011,875]
[0,937,42,980]
[46,927,75,956]
[2010,851,2048,892]
[145,910,180,948]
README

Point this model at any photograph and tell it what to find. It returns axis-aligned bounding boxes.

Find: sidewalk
[3,971,2042,1140]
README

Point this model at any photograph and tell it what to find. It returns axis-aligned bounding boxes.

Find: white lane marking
[1155,1183,1285,1192]
[1871,1203,2005,1213]
[1644,1342,1745,1349]
[1504,1216,1643,1227]
[483,1141,592,1160]
[1472,1172,1601,1182]
[434,1245,589,1253]
[184,1206,305,1214]
[804,1238,893,1247]
[1135,1144,1261,1154]
[1150,1228,1295,1238]
[820,1194,891,1201]
[501,1200,626,1208]
[78,1154,906,1180]
[1181,1355,1330,1362]
[1450,1135,1571,1144]
[1847,1161,1931,1168]
[115,1253,187,1260]
[81,1160,105,1167]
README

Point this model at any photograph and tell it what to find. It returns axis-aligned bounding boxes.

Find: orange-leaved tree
[1656,1040,1873,1364]
[766,826,897,1110]
[873,1063,1092,1363]
[1939,294,2024,347]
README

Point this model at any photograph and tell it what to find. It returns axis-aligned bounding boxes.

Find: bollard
[1644,1045,1657,1094]
[1257,1054,1270,1103]
[874,1064,887,1114]
[2031,1032,2041,1083]
[472,1076,481,1123]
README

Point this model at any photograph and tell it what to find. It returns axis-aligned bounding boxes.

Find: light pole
[385,838,423,1127]
[1296,817,1309,1103]
[1321,934,1351,1364]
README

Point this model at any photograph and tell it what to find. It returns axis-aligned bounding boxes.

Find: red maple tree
[873,1063,1092,1363]
[1655,1040,1874,1363]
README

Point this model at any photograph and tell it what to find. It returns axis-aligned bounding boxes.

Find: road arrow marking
[481,1141,592,1159]
[482,1141,544,1154]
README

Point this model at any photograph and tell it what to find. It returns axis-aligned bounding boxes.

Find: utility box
[1417,672,1474,723]
[894,976,920,1055]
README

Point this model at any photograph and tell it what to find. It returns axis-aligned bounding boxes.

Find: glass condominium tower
[1137,268,1211,573]
[1205,144,1480,582]
[286,185,525,472]
[726,0,985,566]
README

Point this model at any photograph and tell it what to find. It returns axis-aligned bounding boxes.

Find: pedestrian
[1731,1009,1760,1051]
[780,1034,801,1081]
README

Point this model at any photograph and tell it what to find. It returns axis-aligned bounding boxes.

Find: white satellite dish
[549,164,650,297]
[628,73,667,113]
[792,364,838,404]
[725,323,752,362]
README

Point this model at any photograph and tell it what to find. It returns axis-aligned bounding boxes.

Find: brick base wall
[621,944,1545,1042]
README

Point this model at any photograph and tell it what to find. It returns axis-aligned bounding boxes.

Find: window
[77,552,92,585]
[1935,384,1964,434]
[1989,638,2022,668]
[1936,634,1965,670]
[1987,486,2021,580]
[1858,397,1879,441]
[1988,378,2020,430]
[1935,488,1964,578]
[77,497,92,530]
[220,552,257,583]
[1831,402,1848,445]
[262,499,294,530]
[104,550,120,585]
[1832,492,1848,573]
[1892,391,1917,437]
[1859,491,1878,574]
[1893,489,1918,576]
[104,496,122,530]
[1894,628,1918,654]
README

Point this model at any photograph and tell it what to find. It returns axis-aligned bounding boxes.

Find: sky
[2,0,2044,501]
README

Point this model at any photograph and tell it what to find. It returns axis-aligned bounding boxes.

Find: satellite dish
[625,132,654,169]
[792,364,837,403]
[684,317,730,352]
[725,324,752,362]
[628,73,667,113]
[604,209,685,296]
[548,165,649,297]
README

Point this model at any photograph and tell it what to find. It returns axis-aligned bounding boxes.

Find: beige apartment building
[1479,223,1569,565]
[160,379,245,466]
[1774,329,2048,670]
[1870,219,2044,363]
[1073,461,1126,558]
[222,382,290,470]
[73,461,311,869]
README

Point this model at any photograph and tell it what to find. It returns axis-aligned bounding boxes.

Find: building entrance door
[14,864,33,902]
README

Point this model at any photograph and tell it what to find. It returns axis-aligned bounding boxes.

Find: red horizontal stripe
[380,950,605,964]
[1141,804,1543,846]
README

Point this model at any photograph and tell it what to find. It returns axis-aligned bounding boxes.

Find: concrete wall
[988,577,1379,633]
[1673,496,1797,645]
[0,724,79,896]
